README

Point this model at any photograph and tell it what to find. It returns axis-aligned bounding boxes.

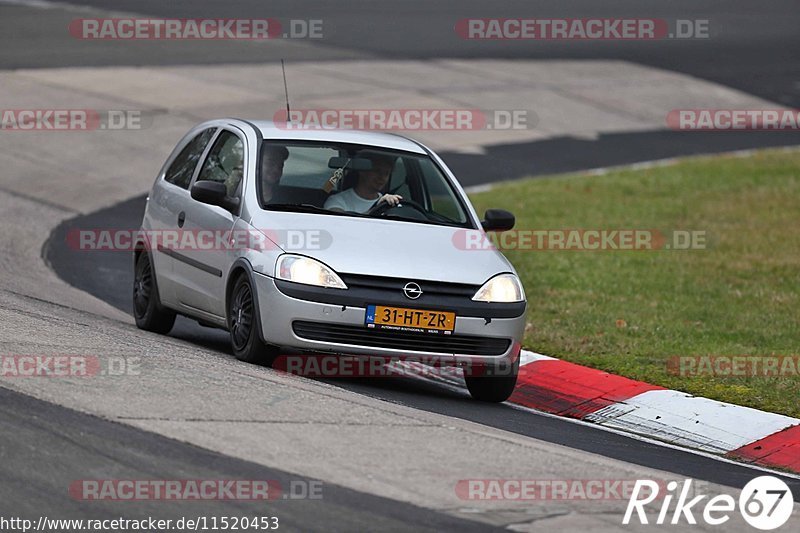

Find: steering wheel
[367,198,429,217]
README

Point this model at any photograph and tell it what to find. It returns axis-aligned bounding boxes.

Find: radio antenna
[281,59,291,123]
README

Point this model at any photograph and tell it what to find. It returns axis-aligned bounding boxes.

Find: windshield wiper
[372,213,463,228]
[264,203,366,217]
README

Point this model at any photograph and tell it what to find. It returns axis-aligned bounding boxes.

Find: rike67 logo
[624,476,794,530]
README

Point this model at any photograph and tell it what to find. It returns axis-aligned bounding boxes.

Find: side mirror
[191,181,238,211]
[481,209,515,232]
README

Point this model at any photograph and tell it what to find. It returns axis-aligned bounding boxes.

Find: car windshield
[259,141,472,228]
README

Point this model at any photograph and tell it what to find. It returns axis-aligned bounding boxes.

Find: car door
[146,126,218,308]
[171,128,247,319]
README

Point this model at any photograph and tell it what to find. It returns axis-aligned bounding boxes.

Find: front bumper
[253,272,525,366]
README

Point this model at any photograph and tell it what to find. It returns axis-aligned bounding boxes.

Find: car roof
[241,120,427,155]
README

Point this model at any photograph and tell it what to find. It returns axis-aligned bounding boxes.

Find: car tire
[133,251,176,334]
[228,275,278,366]
[464,355,520,402]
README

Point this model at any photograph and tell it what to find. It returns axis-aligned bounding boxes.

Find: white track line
[507,401,800,481]
[586,389,800,454]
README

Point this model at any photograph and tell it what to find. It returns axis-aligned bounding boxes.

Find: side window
[389,158,410,198]
[196,130,245,197]
[164,128,216,189]
[419,158,467,223]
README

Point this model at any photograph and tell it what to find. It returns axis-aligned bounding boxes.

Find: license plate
[365,305,455,335]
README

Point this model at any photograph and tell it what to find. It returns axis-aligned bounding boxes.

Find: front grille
[292,321,511,356]
[338,274,478,298]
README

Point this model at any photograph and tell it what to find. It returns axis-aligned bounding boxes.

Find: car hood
[249,211,515,285]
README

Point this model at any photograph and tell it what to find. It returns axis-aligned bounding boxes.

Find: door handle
[177,211,186,228]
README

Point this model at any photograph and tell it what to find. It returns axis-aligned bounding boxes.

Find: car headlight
[275,255,347,289]
[472,274,525,303]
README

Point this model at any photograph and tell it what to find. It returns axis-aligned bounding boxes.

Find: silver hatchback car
[134,119,526,401]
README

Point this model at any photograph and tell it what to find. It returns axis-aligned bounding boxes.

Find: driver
[324,152,403,213]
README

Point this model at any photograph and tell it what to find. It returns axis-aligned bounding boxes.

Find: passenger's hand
[377,194,403,207]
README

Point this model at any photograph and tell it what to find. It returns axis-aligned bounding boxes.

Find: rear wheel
[133,251,176,334]
[465,356,519,402]
[228,275,278,365]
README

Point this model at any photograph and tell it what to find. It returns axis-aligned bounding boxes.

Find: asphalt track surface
[2,0,799,183]
[0,387,500,531]
[42,195,800,502]
[8,0,800,109]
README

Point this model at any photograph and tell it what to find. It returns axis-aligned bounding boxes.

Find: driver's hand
[377,194,403,207]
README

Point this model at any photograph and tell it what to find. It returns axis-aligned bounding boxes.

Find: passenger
[324,152,402,213]
[223,144,289,202]
[261,145,290,203]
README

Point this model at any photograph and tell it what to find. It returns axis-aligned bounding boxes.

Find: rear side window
[164,128,216,189]
[196,130,245,198]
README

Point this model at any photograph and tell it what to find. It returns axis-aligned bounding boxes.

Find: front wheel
[133,251,176,334]
[464,356,519,402]
[228,275,278,365]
